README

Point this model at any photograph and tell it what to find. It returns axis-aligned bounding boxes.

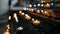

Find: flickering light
[23,7,27,10]
[41,4,44,7]
[7,27,10,29]
[25,14,31,20]
[32,18,34,21]
[44,11,48,14]
[21,12,25,15]
[4,31,10,34]
[34,4,36,7]
[45,3,50,7]
[8,16,11,20]
[6,29,9,32]
[51,3,53,5]
[41,1,44,3]
[13,13,17,18]
[30,9,34,12]
[19,11,22,14]
[41,1,45,3]
[33,19,40,26]
[36,10,40,13]
[29,4,32,8]
[38,4,40,6]
[7,24,10,27]
[41,10,44,13]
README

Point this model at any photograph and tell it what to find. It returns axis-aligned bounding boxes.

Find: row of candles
[4,24,10,34]
[6,10,41,34]
[23,7,50,16]
[8,10,41,27]
[29,3,54,8]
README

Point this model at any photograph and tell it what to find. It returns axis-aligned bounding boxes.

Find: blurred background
[0,0,60,34]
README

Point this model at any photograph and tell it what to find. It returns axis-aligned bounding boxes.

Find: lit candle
[13,13,17,18]
[29,4,32,8]
[36,10,40,13]
[38,4,40,6]
[19,11,22,14]
[32,18,34,21]
[25,14,31,20]
[41,4,44,7]
[34,4,36,7]
[8,16,11,20]
[21,12,25,16]
[41,1,44,3]
[45,3,50,7]
[30,9,34,13]
[41,10,44,13]
[23,8,28,10]
[33,19,40,26]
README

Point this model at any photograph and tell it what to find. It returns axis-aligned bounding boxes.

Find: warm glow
[44,11,48,14]
[30,9,34,12]
[4,31,10,34]
[21,12,25,15]
[32,18,34,21]
[4,25,10,34]
[41,4,44,7]
[29,4,32,8]
[34,4,36,7]
[45,3,50,7]
[36,10,40,13]
[41,1,44,3]
[13,13,17,18]
[7,27,10,29]
[19,11,22,14]
[7,24,10,29]
[6,29,9,32]
[25,14,31,20]
[43,11,49,16]
[7,24,10,27]
[41,1,45,3]
[41,10,44,13]
[8,16,11,20]
[23,8,28,10]
[33,19,40,26]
